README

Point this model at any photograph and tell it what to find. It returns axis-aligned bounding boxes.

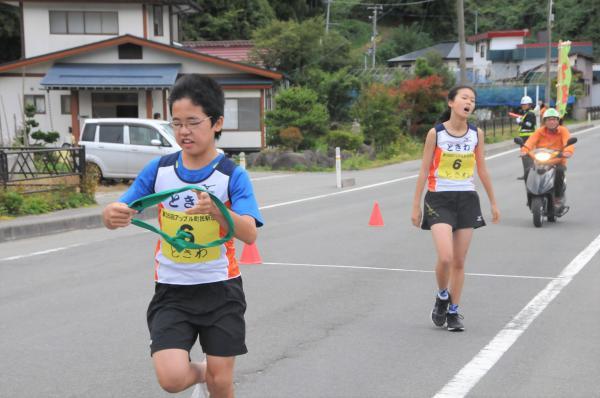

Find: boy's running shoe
[431,295,450,327]
[446,312,465,332]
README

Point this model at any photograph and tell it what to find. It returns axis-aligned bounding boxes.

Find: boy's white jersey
[152,154,240,285]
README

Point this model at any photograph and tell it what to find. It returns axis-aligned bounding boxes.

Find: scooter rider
[516,96,537,180]
[520,108,575,213]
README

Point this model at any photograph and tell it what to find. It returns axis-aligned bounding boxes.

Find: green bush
[265,86,329,149]
[0,189,96,217]
[279,127,303,151]
[326,130,363,151]
[20,196,51,214]
[0,191,24,215]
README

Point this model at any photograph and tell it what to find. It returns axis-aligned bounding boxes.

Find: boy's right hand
[103,202,137,229]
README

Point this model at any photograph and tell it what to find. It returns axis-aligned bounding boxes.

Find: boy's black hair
[168,74,225,139]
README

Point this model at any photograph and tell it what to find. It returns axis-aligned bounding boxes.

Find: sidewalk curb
[0,207,157,243]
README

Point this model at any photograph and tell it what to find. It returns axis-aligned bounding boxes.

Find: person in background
[516,96,537,180]
[520,107,574,215]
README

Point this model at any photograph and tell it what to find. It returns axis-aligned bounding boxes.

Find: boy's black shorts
[147,276,247,357]
[421,190,486,231]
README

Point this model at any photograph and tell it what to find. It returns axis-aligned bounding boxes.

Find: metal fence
[479,116,518,138]
[587,106,600,120]
[0,146,86,193]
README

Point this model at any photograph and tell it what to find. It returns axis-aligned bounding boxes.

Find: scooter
[514,136,577,228]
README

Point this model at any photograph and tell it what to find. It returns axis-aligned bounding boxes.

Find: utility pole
[457,0,467,84]
[368,5,383,68]
[545,0,553,104]
[325,0,332,34]
[474,10,478,35]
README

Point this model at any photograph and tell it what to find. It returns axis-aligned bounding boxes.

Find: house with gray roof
[387,41,475,82]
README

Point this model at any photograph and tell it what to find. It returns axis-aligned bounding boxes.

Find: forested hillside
[181,0,600,60]
[0,0,598,64]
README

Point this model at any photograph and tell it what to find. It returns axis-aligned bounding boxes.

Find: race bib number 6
[160,208,221,264]
[438,152,475,180]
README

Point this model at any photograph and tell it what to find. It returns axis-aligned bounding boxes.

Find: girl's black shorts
[421,190,486,231]
[147,276,247,357]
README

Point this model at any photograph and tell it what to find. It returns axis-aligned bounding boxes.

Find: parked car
[79,118,181,181]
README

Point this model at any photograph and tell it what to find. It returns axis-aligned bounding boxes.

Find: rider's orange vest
[521,125,574,165]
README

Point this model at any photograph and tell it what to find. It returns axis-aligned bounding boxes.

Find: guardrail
[0,146,86,193]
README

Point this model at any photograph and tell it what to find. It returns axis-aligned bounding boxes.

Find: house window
[24,95,46,114]
[61,95,71,115]
[118,43,143,59]
[223,98,261,131]
[153,5,163,36]
[49,11,118,35]
[480,44,486,58]
[67,11,84,34]
[85,12,102,34]
[223,99,239,130]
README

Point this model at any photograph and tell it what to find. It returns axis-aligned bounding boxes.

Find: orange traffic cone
[239,242,263,264]
[368,201,384,226]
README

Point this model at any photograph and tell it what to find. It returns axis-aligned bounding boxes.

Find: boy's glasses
[170,116,212,131]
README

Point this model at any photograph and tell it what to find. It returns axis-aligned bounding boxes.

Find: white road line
[0,243,85,261]
[434,232,600,398]
[260,175,417,209]
[251,174,293,181]
[262,261,558,280]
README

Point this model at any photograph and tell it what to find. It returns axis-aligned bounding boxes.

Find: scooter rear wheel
[532,197,544,228]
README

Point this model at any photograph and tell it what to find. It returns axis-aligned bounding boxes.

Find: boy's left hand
[185,190,218,216]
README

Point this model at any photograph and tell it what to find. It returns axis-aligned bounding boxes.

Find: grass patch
[0,189,96,217]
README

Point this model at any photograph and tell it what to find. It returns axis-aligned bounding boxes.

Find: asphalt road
[1,126,600,398]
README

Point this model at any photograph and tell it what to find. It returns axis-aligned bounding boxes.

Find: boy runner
[102,75,262,398]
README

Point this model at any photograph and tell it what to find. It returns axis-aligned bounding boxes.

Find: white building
[0,0,282,151]
[469,29,594,119]
[468,29,530,82]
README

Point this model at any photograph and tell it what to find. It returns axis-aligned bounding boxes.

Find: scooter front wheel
[532,197,544,228]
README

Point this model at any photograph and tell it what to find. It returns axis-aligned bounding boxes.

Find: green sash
[128,185,235,252]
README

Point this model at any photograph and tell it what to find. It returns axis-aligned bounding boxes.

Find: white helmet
[520,96,533,105]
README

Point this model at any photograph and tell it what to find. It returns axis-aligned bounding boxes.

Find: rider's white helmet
[520,96,533,105]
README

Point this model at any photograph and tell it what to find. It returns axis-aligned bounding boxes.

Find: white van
[79,118,180,181]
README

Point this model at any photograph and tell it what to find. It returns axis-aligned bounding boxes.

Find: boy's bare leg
[206,355,235,398]
[152,348,206,393]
